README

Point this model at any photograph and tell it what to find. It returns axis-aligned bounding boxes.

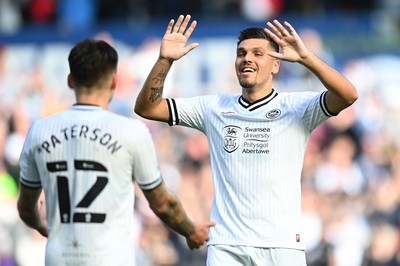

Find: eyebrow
[236,46,267,52]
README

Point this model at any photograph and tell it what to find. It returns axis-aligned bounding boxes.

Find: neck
[241,87,273,103]
[75,90,112,110]
[76,99,108,109]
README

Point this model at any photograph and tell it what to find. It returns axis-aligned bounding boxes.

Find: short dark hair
[68,39,118,88]
[237,27,279,52]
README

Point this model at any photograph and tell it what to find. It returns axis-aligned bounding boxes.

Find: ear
[67,74,74,89]
[111,74,117,90]
[272,59,280,75]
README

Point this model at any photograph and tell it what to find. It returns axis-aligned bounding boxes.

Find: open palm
[160,15,199,61]
[265,20,311,63]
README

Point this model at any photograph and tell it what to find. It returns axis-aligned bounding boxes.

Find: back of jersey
[19,105,162,266]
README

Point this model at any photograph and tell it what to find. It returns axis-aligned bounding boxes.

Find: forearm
[19,207,42,229]
[134,58,173,121]
[18,201,46,235]
[301,53,358,104]
[17,186,48,236]
[147,185,215,250]
[153,193,195,237]
[145,182,195,237]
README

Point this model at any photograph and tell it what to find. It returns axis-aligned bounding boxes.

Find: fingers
[166,14,196,36]
[164,19,174,35]
[186,220,215,250]
[266,20,295,39]
[274,20,291,37]
[267,20,283,39]
[184,20,197,39]
[178,15,191,34]
[283,21,297,36]
[172,15,184,33]
[264,28,280,43]
[207,221,216,228]
[264,27,285,55]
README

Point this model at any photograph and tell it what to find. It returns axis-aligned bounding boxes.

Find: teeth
[243,68,254,73]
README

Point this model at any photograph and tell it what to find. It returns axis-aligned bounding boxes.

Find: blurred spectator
[314,133,365,196]
[321,194,371,266]
[241,0,282,22]
[98,0,144,21]
[4,107,30,183]
[302,186,336,266]
[325,0,376,12]
[282,0,326,15]
[0,0,23,34]
[202,0,241,18]
[27,0,57,24]
[0,162,17,200]
[0,153,18,266]
[57,0,97,32]
[374,0,400,39]
[361,222,399,266]
[0,0,393,28]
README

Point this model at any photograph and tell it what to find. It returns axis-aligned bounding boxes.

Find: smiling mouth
[242,67,255,73]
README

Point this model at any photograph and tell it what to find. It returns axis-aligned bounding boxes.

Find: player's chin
[239,80,256,90]
[238,74,253,86]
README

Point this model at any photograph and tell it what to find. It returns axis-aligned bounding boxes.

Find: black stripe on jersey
[20,177,42,188]
[75,160,108,172]
[167,99,174,125]
[319,90,337,117]
[57,176,71,223]
[139,176,163,191]
[167,99,179,126]
[76,177,108,207]
[47,161,68,172]
[238,89,278,111]
[73,213,106,223]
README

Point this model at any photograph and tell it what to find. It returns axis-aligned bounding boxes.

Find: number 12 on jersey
[47,160,109,224]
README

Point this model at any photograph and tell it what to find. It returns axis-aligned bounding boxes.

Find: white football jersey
[167,89,333,250]
[19,105,162,266]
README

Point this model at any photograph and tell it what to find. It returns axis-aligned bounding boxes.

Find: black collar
[238,89,278,111]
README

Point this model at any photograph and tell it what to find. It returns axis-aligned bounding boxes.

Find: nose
[243,53,253,62]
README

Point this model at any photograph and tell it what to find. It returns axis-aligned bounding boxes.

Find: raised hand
[160,14,199,62]
[265,20,311,63]
[185,221,216,250]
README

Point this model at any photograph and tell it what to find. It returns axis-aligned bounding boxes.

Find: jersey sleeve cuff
[138,176,163,191]
[319,90,339,117]
[166,98,179,126]
[20,177,42,188]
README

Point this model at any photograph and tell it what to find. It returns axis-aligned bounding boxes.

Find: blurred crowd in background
[1,0,400,266]
[0,0,397,34]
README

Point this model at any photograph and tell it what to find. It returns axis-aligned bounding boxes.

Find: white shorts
[207,245,307,266]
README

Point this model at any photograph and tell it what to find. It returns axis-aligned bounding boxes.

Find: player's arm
[142,181,215,250]
[17,184,48,237]
[265,20,358,114]
[134,14,199,122]
[134,58,172,122]
[299,53,357,114]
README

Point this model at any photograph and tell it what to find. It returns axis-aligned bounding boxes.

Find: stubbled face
[235,38,280,92]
